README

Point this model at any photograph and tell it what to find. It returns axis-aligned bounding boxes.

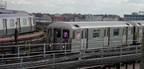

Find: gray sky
[5,0,144,17]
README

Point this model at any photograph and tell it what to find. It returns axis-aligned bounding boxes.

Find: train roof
[47,21,133,29]
[128,21,144,26]
[0,8,33,17]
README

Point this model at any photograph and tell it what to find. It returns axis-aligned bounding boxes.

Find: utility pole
[14,29,18,45]
[12,22,19,56]
[141,35,144,69]
[12,29,18,54]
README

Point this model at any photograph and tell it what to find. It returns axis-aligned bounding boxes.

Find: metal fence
[0,42,142,69]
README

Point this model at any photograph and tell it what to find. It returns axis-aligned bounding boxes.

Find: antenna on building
[0,0,7,9]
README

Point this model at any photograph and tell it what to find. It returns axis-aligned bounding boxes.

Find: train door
[104,28,109,47]
[16,18,21,32]
[2,19,7,35]
[122,27,127,45]
[81,29,88,50]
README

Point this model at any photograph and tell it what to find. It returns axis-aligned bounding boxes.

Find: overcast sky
[5,0,144,17]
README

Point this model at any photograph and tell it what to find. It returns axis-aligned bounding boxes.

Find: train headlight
[49,45,52,47]
[62,46,65,48]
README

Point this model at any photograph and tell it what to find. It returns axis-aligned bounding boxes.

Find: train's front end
[47,22,72,51]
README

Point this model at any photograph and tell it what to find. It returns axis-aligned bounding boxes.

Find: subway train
[46,21,144,51]
[0,9,35,37]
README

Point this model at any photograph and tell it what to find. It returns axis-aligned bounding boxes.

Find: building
[84,14,121,21]
[33,13,122,22]
[124,12,144,21]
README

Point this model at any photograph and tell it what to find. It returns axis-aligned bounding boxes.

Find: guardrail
[0,42,142,59]
[0,43,142,69]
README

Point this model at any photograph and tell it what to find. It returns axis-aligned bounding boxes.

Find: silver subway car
[0,9,35,37]
[47,21,134,51]
[129,21,144,44]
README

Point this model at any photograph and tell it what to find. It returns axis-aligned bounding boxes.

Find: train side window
[128,28,133,35]
[93,29,100,38]
[139,28,142,33]
[10,19,14,27]
[114,28,119,36]
[85,30,87,38]
[48,29,52,37]
[131,28,133,34]
[137,27,139,33]
[3,19,7,28]
[28,17,32,25]
[73,31,75,39]
[23,18,27,25]
[33,18,35,25]
[128,28,131,35]
[81,30,83,38]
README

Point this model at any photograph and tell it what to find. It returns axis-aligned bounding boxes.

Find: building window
[114,28,119,36]
[23,18,27,25]
[93,29,100,38]
[10,19,14,27]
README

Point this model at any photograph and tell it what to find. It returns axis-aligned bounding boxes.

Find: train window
[54,29,61,38]
[10,19,14,27]
[33,18,35,25]
[63,30,69,39]
[104,29,106,36]
[131,28,133,34]
[48,29,52,37]
[114,28,119,36]
[137,28,139,33]
[73,31,75,39]
[28,18,32,25]
[128,28,131,35]
[93,30,100,38]
[3,19,7,29]
[81,31,83,38]
[23,18,27,25]
[123,28,125,35]
[85,30,87,38]
[139,28,142,33]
